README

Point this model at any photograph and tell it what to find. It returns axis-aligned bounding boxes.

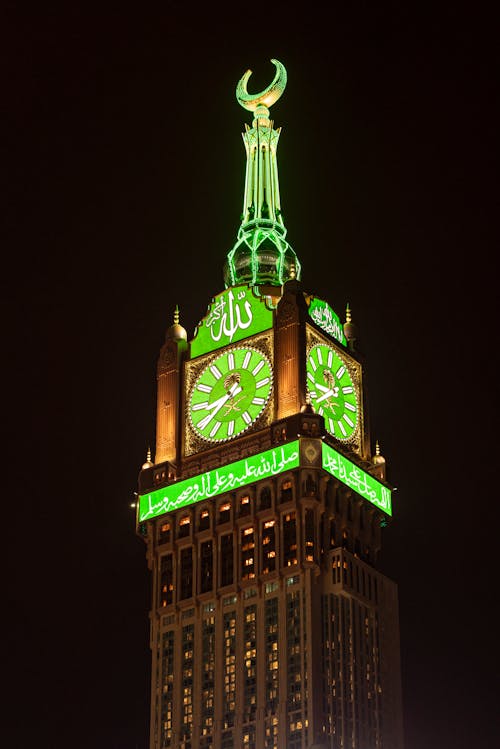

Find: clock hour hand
[316,382,331,393]
[316,388,337,404]
[197,383,242,430]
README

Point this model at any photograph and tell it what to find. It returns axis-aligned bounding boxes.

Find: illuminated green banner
[139,439,391,523]
[322,442,392,515]
[139,441,300,522]
[191,285,273,358]
[308,297,347,346]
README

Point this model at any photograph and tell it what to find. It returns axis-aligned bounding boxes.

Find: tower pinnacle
[224,59,301,289]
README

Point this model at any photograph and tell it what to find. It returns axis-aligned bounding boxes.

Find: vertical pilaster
[155,336,187,464]
[275,282,307,419]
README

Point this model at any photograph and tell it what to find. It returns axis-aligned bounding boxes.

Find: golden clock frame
[183,330,275,457]
[305,325,365,456]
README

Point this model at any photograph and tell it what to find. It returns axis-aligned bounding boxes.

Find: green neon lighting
[189,346,273,442]
[322,442,392,516]
[191,285,273,358]
[308,297,347,346]
[306,344,358,441]
[139,441,300,522]
[236,58,287,114]
[223,59,301,288]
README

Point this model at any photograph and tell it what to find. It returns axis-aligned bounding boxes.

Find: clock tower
[137,60,404,749]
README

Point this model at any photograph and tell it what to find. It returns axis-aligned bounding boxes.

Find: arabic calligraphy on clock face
[306,343,358,440]
[189,346,273,442]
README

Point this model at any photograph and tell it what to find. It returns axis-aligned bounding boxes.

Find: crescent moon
[236,58,287,113]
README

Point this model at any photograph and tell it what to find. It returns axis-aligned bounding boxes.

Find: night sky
[4,4,497,749]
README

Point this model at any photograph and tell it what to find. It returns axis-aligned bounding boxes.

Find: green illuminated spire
[224,59,301,289]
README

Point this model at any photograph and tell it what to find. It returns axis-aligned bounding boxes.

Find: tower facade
[137,60,404,749]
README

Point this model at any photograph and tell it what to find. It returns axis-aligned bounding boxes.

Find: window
[259,486,272,510]
[283,512,297,566]
[280,480,293,503]
[219,502,231,524]
[201,540,213,593]
[160,554,174,607]
[239,495,251,517]
[178,515,191,538]
[199,508,210,531]
[159,521,171,544]
[305,508,315,562]
[262,520,276,574]
[180,547,193,600]
[220,534,234,587]
[329,519,336,549]
[241,527,255,580]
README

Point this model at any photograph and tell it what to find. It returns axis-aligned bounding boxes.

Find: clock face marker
[338,421,347,437]
[210,364,222,380]
[252,397,266,405]
[256,377,270,389]
[252,359,265,376]
[309,390,317,399]
[318,406,324,416]
[336,365,345,379]
[242,411,252,425]
[210,421,222,438]
[228,352,235,370]
[345,402,356,412]
[327,350,333,368]
[342,386,353,395]
[329,418,335,432]
[227,420,234,437]
[242,350,252,369]
[307,371,315,383]
[317,348,323,365]
[197,383,212,394]
[343,414,354,428]
[309,356,317,371]
[192,402,208,411]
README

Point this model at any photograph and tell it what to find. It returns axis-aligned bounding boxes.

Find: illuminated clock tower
[137,60,404,749]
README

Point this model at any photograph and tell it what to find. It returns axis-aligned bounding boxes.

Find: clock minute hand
[198,384,242,430]
[316,382,331,393]
[316,388,336,404]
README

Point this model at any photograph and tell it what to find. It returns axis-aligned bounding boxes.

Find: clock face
[306,343,358,440]
[189,346,273,442]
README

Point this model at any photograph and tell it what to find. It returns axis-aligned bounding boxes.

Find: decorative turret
[372,440,387,480]
[224,59,301,289]
[166,304,187,342]
[343,302,357,350]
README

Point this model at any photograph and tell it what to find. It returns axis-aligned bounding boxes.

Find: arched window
[259,486,272,510]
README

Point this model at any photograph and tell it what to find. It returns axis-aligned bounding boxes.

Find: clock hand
[316,382,331,393]
[198,384,242,429]
[316,388,336,404]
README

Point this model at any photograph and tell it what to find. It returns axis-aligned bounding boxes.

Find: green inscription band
[308,297,347,346]
[322,442,392,516]
[191,285,273,359]
[139,441,300,522]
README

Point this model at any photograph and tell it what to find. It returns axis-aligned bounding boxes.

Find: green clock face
[306,343,358,440]
[189,346,273,442]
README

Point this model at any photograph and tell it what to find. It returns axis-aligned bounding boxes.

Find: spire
[142,446,154,470]
[372,440,386,479]
[166,304,187,342]
[343,302,357,349]
[224,59,301,289]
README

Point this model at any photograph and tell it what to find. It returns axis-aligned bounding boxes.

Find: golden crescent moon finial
[236,58,287,113]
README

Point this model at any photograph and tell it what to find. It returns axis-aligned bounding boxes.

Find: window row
[159,514,306,605]
[157,482,294,544]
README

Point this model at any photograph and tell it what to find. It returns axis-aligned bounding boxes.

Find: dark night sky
[4,4,497,748]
